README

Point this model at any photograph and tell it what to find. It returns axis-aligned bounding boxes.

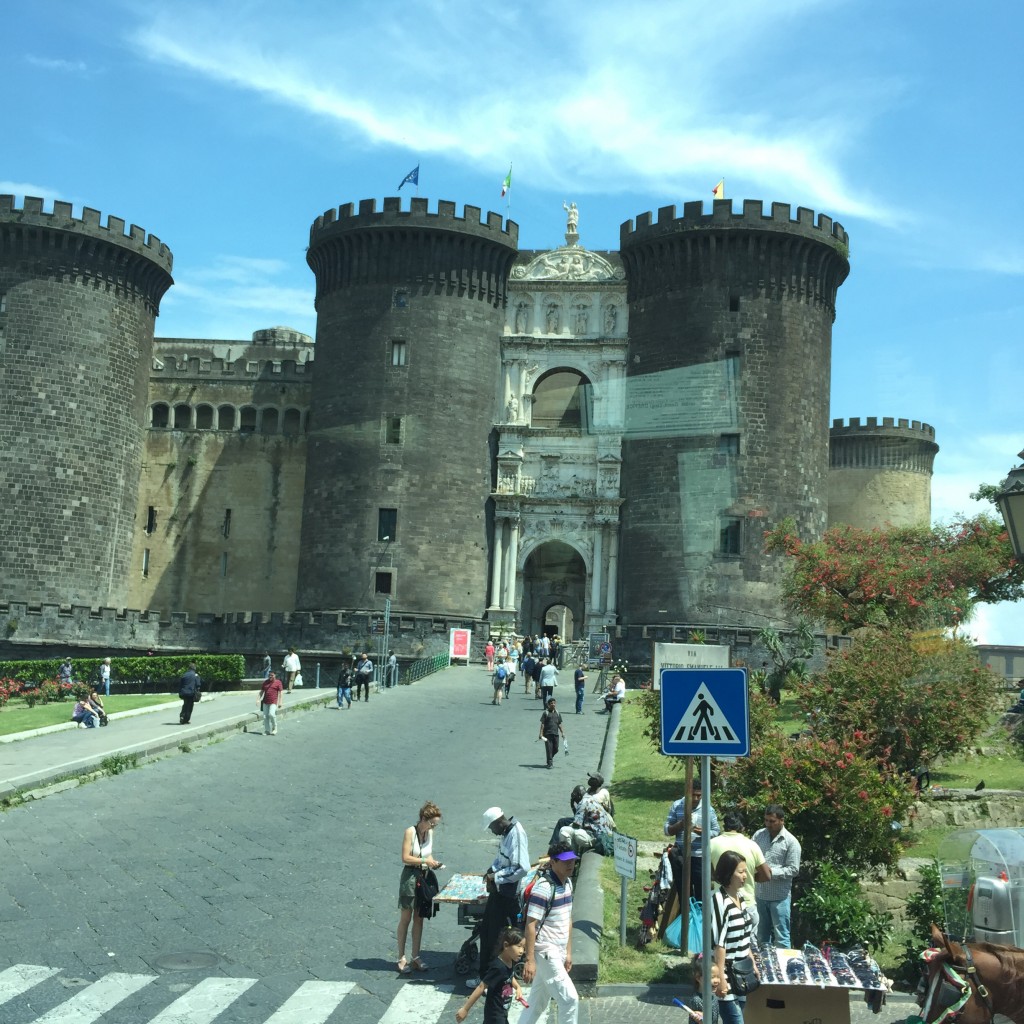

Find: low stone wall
[862,789,1024,927]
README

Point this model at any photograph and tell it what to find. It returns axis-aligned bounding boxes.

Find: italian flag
[501,165,512,197]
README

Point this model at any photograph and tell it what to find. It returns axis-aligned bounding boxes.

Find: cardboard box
[745,983,851,1024]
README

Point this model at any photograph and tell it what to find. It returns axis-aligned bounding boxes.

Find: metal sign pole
[701,756,713,1023]
[620,875,628,946]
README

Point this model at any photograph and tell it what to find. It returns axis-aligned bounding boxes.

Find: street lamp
[996,450,1024,560]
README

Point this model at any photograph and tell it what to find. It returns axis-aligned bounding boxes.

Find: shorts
[399,865,420,911]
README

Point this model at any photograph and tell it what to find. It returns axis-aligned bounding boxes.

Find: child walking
[456,926,527,1024]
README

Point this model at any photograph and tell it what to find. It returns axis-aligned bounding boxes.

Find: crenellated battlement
[310,196,518,247]
[307,197,519,306]
[830,416,935,439]
[618,198,849,308]
[620,198,847,247]
[830,416,939,476]
[0,194,174,272]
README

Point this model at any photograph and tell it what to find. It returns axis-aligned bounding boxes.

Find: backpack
[496,665,507,681]
[516,867,558,933]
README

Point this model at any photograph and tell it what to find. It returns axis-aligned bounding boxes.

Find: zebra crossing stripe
[378,982,454,1023]
[263,980,356,1023]
[147,976,258,1024]
[31,971,155,1023]
[0,965,61,1005]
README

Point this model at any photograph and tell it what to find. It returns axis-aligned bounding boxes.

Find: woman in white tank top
[397,800,443,974]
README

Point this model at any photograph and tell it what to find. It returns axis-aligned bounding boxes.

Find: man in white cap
[520,839,579,1024]
[470,807,530,989]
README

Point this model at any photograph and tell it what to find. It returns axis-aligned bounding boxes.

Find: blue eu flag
[398,165,419,190]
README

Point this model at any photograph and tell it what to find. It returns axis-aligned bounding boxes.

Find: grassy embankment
[0,695,174,738]
[597,693,1020,984]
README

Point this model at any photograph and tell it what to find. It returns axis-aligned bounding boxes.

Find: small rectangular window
[0,294,6,313]
[375,571,393,595]
[223,509,232,538]
[729,295,740,312]
[385,417,403,444]
[719,517,742,556]
[391,340,407,366]
[142,549,151,577]
[393,289,408,309]
[378,507,397,542]
[718,434,740,455]
[145,506,157,534]
[221,552,229,577]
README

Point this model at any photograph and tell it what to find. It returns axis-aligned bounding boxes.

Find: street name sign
[660,667,749,757]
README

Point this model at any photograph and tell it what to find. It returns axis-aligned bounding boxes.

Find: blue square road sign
[660,667,749,757]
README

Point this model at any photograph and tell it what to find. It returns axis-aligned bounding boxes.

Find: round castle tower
[617,199,850,625]
[0,195,173,607]
[828,417,938,529]
[298,197,519,616]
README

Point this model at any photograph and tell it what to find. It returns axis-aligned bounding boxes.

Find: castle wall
[828,417,937,529]
[617,200,850,625]
[298,197,519,617]
[127,333,313,614]
[0,196,173,608]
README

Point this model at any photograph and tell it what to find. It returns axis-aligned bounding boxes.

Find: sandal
[411,957,429,972]
[397,956,409,974]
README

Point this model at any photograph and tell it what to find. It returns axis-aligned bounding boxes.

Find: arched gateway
[520,541,586,639]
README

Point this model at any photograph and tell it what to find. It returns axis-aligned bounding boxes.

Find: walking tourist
[539,698,566,768]
[354,652,374,701]
[282,648,301,692]
[518,841,579,1024]
[259,671,283,735]
[99,657,112,696]
[456,926,526,1024]
[336,659,353,709]
[178,662,201,725]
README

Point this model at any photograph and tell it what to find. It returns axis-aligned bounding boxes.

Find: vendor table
[436,872,489,926]
[745,947,886,1024]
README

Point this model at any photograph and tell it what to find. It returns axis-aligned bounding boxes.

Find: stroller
[454,918,482,975]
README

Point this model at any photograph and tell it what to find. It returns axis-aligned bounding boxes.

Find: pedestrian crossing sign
[660,667,749,757]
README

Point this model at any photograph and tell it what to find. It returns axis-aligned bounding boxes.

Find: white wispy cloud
[160,253,314,339]
[25,54,91,74]
[0,181,65,202]
[128,0,893,223]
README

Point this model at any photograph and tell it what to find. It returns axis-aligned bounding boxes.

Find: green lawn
[0,694,174,737]
[597,694,1023,982]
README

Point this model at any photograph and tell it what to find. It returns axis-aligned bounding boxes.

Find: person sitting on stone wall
[72,697,100,729]
[557,787,615,855]
[600,674,626,713]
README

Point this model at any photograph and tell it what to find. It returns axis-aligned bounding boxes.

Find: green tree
[764,515,1024,634]
[716,729,916,872]
[794,629,1002,778]
[759,623,815,703]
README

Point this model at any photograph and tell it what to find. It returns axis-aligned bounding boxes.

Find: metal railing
[402,653,450,685]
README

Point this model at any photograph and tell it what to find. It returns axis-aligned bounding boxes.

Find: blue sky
[5,0,1022,643]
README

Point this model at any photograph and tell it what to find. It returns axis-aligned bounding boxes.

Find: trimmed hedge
[0,655,245,688]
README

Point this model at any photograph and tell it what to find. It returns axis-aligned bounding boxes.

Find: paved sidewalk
[0,684,334,802]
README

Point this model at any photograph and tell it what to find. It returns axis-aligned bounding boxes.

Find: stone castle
[0,193,938,657]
